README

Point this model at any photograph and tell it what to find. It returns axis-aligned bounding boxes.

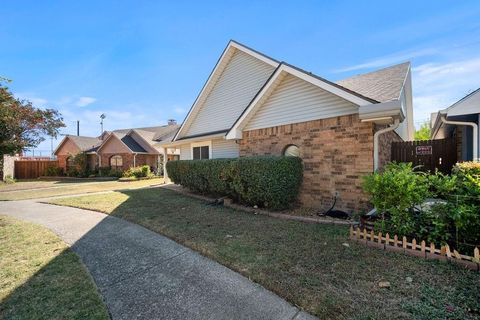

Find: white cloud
[75,96,97,107]
[334,48,437,73]
[29,97,48,107]
[174,107,186,114]
[15,93,48,107]
[412,57,480,125]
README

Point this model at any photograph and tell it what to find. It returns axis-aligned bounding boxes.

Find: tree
[414,122,431,141]
[0,78,65,157]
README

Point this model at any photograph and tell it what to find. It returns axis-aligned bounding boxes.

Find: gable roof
[444,87,480,117]
[173,41,411,143]
[173,40,280,141]
[336,62,410,102]
[226,63,376,139]
[431,87,480,138]
[113,125,179,142]
[120,135,147,153]
[54,135,102,154]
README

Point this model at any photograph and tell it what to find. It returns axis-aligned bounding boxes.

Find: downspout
[374,118,400,171]
[133,153,137,167]
[440,116,478,161]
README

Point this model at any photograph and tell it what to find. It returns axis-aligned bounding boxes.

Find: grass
[0,215,109,319]
[0,177,164,200]
[49,188,480,320]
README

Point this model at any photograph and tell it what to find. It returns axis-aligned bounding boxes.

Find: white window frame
[191,141,212,160]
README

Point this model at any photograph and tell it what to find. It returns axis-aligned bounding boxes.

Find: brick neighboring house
[54,122,180,173]
[161,40,414,213]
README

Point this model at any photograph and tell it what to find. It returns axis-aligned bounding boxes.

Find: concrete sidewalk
[0,200,316,320]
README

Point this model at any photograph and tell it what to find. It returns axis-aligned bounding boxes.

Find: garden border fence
[350,226,479,271]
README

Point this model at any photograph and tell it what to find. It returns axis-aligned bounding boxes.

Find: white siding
[244,74,359,131]
[179,144,191,160]
[184,49,275,136]
[178,139,239,160]
[212,139,239,158]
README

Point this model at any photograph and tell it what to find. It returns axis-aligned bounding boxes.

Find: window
[283,145,300,157]
[110,155,123,169]
[193,146,209,160]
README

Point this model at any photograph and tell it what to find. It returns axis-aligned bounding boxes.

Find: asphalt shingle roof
[67,135,102,152]
[336,62,410,102]
[120,135,147,153]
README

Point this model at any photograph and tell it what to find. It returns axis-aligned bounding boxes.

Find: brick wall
[240,114,376,213]
[377,125,403,170]
[99,153,159,171]
[56,139,81,170]
[100,153,134,171]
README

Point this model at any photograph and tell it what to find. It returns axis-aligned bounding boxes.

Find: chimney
[168,119,177,126]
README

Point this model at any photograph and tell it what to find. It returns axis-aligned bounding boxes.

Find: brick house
[54,122,179,173]
[161,40,414,213]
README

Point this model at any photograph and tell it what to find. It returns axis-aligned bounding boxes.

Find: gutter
[440,116,478,161]
[373,118,400,171]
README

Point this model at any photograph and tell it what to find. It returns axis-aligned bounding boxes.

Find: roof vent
[168,119,177,125]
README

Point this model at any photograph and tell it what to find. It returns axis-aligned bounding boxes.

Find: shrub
[123,165,151,178]
[363,162,430,236]
[167,156,303,210]
[363,161,480,253]
[229,157,303,210]
[98,166,122,178]
[65,153,88,177]
[44,166,63,176]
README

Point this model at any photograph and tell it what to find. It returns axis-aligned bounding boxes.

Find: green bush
[167,156,303,210]
[363,162,430,236]
[65,153,88,177]
[363,161,480,253]
[44,166,63,176]
[123,165,151,178]
[98,166,122,178]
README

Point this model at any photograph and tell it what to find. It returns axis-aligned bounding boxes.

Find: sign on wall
[416,145,433,155]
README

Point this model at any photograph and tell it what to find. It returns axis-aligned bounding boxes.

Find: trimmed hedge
[166,156,303,210]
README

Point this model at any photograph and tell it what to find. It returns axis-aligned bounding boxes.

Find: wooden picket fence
[350,226,480,271]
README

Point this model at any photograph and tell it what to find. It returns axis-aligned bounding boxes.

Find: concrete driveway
[0,200,316,320]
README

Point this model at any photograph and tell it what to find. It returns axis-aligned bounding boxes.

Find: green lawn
[0,215,109,319]
[0,177,164,200]
[50,188,480,320]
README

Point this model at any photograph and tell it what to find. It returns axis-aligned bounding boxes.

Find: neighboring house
[54,121,180,173]
[162,40,414,213]
[431,88,479,162]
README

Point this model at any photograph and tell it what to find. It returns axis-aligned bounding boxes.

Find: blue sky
[2,1,480,155]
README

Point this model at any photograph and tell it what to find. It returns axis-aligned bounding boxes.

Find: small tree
[414,122,431,141]
[0,78,64,158]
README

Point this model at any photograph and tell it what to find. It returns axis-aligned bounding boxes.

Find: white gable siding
[244,74,359,131]
[212,139,239,158]
[184,50,275,137]
[179,144,191,160]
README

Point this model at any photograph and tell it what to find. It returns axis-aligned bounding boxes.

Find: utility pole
[100,113,106,134]
[77,120,80,136]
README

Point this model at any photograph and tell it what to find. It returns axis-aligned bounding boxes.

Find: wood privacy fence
[350,226,480,271]
[14,159,59,179]
[391,138,457,174]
